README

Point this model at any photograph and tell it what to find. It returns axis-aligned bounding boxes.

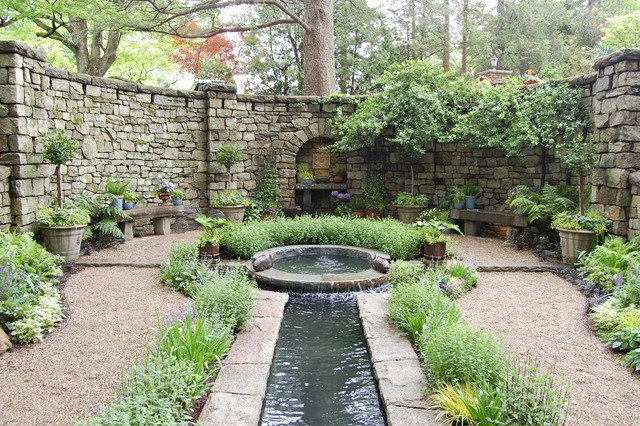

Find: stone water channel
[200,246,437,425]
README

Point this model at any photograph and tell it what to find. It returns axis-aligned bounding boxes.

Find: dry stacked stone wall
[1,40,639,239]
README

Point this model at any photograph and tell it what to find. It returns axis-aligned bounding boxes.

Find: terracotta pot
[423,242,446,259]
[396,205,422,224]
[353,210,366,218]
[199,242,220,258]
[557,228,595,264]
[333,175,344,184]
[366,209,382,219]
[158,193,171,206]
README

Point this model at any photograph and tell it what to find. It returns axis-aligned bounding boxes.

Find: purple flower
[337,193,344,200]
[331,190,339,198]
[614,271,624,287]
[343,193,351,201]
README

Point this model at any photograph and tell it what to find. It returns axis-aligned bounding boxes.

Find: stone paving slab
[357,293,441,425]
[199,290,288,426]
[199,392,264,425]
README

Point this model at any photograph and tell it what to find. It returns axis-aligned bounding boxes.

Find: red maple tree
[170,21,238,78]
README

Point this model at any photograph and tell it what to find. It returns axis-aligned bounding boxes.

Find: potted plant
[505,185,533,216]
[38,130,91,261]
[212,190,250,224]
[452,189,465,209]
[104,178,131,209]
[297,164,314,184]
[421,227,452,260]
[195,215,232,258]
[216,143,243,191]
[331,191,352,217]
[462,183,481,209]
[122,192,140,210]
[394,192,429,224]
[331,165,347,183]
[154,181,175,206]
[363,173,387,219]
[553,135,607,264]
[350,197,367,218]
[171,189,184,206]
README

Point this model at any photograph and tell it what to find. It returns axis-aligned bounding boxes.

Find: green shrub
[617,264,640,308]
[83,314,230,425]
[387,260,424,287]
[0,231,64,343]
[590,297,640,340]
[159,258,213,298]
[387,280,460,338]
[498,356,570,425]
[36,204,91,227]
[439,262,478,299]
[194,268,256,332]
[223,215,422,260]
[577,237,640,290]
[419,322,507,389]
[167,243,198,263]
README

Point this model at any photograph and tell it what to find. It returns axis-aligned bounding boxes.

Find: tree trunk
[443,0,450,72]
[540,144,547,187]
[56,166,63,208]
[69,19,121,76]
[303,0,336,96]
[461,0,469,74]
[579,174,586,216]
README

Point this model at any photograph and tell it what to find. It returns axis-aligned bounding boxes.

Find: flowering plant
[331,190,351,202]
[331,191,352,217]
[155,181,175,195]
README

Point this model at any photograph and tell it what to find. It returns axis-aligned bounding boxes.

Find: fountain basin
[250,245,390,292]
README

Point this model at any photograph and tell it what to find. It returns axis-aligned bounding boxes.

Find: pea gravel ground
[457,271,640,426]
[0,265,187,425]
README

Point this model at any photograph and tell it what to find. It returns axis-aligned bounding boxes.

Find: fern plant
[76,194,130,246]
[506,185,577,223]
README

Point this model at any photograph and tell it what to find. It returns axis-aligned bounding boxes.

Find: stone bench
[450,209,528,237]
[117,205,185,241]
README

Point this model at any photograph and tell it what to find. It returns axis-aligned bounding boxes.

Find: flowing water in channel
[260,292,386,425]
[272,255,371,275]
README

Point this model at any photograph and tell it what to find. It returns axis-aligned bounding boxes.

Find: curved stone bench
[117,205,185,240]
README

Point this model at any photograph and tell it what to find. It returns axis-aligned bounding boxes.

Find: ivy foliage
[330,62,588,161]
[330,61,473,161]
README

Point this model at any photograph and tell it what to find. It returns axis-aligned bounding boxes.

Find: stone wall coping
[557,72,598,86]
[0,40,46,61]
[593,48,640,70]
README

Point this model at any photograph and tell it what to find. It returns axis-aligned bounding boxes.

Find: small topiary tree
[216,143,243,190]
[562,134,597,216]
[43,130,79,208]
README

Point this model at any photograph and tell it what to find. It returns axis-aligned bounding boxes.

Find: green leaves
[42,130,79,166]
[215,143,243,169]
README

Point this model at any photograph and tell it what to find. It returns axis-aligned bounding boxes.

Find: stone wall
[2,40,639,239]
[589,50,640,238]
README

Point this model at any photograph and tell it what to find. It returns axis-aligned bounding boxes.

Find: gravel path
[457,272,640,426]
[0,267,187,426]
[83,230,199,263]
[451,234,562,267]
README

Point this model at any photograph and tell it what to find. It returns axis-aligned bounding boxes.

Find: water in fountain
[272,254,371,275]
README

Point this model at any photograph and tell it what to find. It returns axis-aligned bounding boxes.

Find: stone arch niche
[293,138,347,214]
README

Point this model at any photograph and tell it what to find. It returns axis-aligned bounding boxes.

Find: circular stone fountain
[250,245,391,292]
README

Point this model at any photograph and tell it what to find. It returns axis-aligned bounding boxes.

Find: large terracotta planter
[199,242,220,258]
[396,205,422,224]
[40,225,86,261]
[217,205,245,224]
[558,228,595,264]
[423,242,446,259]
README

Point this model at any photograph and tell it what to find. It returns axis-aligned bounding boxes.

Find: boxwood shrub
[223,216,422,260]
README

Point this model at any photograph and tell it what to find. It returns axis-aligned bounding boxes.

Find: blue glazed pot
[172,198,183,206]
[123,201,134,210]
[111,196,124,210]
[464,196,477,210]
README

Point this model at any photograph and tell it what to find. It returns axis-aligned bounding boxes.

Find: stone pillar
[591,49,640,238]
[199,82,240,203]
[0,41,51,231]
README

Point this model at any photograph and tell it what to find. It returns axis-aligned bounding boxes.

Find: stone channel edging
[199,290,288,425]
[357,293,444,426]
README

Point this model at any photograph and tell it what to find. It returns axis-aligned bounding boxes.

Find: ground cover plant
[223,215,423,260]
[83,243,256,423]
[0,231,64,343]
[387,260,571,424]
